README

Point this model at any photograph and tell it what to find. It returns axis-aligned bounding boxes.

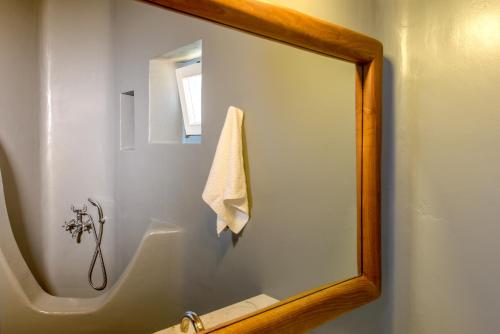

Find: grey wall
[112,0,358,319]
[375,0,500,333]
[0,0,45,288]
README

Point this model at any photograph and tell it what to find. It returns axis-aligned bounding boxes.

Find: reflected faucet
[180,311,205,333]
[62,198,107,291]
[63,204,91,242]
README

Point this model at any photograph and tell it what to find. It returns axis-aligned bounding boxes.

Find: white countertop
[154,294,279,334]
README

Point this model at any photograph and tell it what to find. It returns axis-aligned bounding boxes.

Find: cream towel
[202,106,249,236]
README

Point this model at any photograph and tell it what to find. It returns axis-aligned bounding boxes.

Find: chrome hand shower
[87,198,107,290]
[63,198,107,291]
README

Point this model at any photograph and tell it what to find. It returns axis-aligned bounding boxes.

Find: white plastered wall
[0,0,45,289]
[39,0,116,297]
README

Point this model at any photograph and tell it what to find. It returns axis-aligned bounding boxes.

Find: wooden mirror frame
[143,1,382,333]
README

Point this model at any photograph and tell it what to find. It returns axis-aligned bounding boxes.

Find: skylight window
[175,62,202,136]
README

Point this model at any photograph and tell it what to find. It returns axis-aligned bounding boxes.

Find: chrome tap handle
[63,219,77,232]
[71,204,87,213]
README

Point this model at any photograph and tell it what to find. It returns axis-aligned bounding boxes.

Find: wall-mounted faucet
[62,204,92,243]
[180,311,205,333]
[63,198,107,291]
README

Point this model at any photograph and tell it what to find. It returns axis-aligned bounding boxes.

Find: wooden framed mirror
[143,0,383,333]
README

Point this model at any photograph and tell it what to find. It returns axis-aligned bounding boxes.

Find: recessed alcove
[120,91,135,151]
[149,40,202,144]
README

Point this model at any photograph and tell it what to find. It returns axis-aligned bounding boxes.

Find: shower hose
[87,199,107,291]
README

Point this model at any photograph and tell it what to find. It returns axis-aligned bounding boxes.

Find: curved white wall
[0,0,45,289]
[39,0,116,297]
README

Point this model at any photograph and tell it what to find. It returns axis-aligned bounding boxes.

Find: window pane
[182,73,201,126]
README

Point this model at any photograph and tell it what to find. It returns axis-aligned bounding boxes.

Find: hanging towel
[202,106,249,236]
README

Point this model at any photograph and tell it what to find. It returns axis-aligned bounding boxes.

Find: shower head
[88,198,105,223]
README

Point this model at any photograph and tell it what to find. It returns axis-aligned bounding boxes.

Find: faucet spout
[180,311,205,333]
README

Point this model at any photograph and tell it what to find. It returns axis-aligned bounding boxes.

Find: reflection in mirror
[115,1,356,331]
[149,40,203,144]
[1,0,358,333]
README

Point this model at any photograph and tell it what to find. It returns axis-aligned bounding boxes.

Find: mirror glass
[116,0,356,328]
[116,0,356,327]
[34,0,356,331]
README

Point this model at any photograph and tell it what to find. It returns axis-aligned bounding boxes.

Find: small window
[175,62,202,136]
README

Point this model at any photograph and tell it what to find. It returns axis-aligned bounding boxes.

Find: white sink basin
[154,294,279,334]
